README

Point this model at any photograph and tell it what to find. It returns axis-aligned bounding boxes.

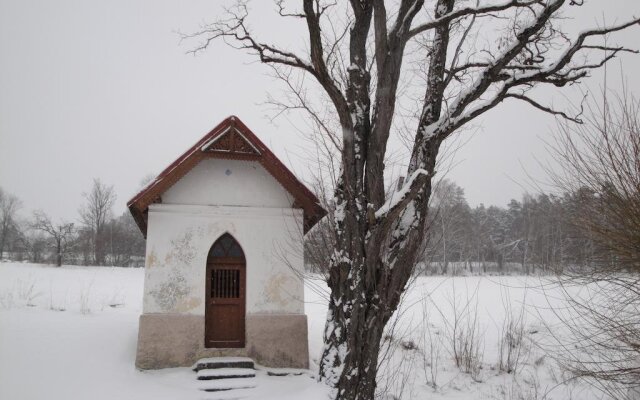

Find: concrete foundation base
[135,313,309,370]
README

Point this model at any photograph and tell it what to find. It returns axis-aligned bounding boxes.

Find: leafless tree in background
[32,211,75,267]
[545,89,640,399]
[186,1,639,398]
[0,182,144,266]
[79,178,116,266]
[553,90,640,273]
[0,188,22,259]
[18,231,48,264]
[424,179,474,274]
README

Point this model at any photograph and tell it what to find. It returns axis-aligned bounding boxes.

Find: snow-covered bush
[497,292,529,374]
[444,284,485,381]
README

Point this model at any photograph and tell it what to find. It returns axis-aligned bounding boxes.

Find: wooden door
[205,234,246,348]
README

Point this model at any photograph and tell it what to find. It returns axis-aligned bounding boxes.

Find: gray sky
[1,0,639,222]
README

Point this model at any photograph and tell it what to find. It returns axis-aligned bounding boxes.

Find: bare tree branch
[507,93,584,123]
[407,0,543,39]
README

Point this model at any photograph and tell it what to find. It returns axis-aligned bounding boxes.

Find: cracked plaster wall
[143,200,305,316]
[142,159,305,316]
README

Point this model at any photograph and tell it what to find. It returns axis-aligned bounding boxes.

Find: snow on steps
[194,357,312,398]
[262,367,306,377]
[197,368,256,380]
[198,377,257,392]
[193,357,255,372]
[194,357,257,397]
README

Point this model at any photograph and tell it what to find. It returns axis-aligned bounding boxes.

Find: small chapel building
[128,116,325,370]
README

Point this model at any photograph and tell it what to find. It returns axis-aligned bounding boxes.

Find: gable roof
[127,116,326,237]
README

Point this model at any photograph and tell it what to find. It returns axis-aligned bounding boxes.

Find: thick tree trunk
[318,4,452,398]
[320,291,386,400]
[319,158,437,400]
[56,239,62,267]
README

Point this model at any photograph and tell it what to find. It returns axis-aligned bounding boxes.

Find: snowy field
[0,263,597,400]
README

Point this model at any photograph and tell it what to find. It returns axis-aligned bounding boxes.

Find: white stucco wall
[142,156,306,316]
[162,159,294,208]
[143,204,305,315]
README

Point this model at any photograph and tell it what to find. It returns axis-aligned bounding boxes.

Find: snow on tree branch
[416,5,640,147]
[374,169,430,222]
[407,0,543,39]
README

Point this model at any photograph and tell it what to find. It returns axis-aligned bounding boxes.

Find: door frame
[204,236,246,349]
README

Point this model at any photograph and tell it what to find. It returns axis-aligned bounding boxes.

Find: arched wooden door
[205,233,246,348]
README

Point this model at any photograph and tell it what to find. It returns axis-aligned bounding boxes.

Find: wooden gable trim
[201,126,262,156]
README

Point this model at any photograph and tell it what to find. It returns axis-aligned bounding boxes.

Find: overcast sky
[1,0,639,222]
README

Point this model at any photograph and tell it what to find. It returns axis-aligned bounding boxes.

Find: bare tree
[32,211,75,267]
[553,91,640,273]
[545,88,640,399]
[186,1,640,398]
[426,179,474,274]
[0,188,22,259]
[106,212,147,267]
[79,179,116,266]
[19,231,49,264]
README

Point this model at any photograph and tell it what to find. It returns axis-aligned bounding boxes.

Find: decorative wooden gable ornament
[201,127,261,156]
[127,116,326,238]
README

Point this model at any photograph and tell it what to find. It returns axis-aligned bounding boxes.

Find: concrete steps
[197,368,256,380]
[195,357,257,397]
[194,357,255,372]
[198,377,257,392]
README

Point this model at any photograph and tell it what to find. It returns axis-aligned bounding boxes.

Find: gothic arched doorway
[205,233,246,348]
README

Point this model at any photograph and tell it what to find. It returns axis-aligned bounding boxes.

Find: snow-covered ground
[0,263,597,400]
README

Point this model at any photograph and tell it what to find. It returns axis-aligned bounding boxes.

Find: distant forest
[0,178,617,274]
[417,180,604,275]
[305,178,617,276]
